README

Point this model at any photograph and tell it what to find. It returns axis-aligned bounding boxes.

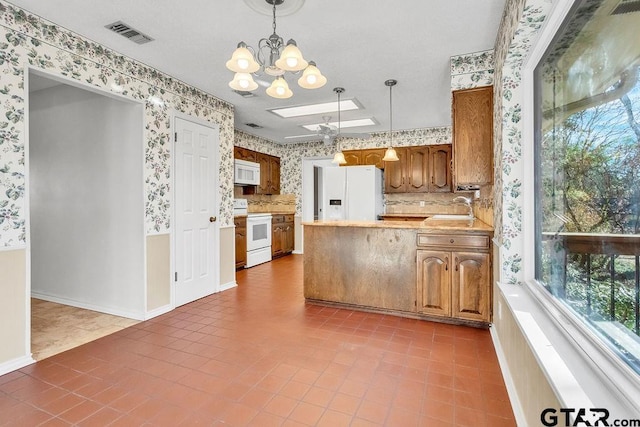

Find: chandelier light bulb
[266,77,293,99]
[275,40,308,72]
[237,58,250,70]
[298,61,327,89]
[228,72,258,91]
[225,42,260,73]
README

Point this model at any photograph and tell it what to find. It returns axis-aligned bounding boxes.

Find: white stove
[233,199,272,268]
[246,213,272,268]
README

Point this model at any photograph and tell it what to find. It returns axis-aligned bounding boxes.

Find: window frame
[516,0,640,414]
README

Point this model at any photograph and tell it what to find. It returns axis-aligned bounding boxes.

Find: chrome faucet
[453,196,474,218]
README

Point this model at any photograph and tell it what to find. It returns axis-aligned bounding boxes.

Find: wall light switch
[474,190,481,199]
[419,201,425,207]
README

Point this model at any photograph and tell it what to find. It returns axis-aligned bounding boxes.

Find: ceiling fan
[286,87,371,145]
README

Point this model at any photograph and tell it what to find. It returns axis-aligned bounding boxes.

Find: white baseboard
[292,250,303,255]
[490,325,527,427]
[219,281,237,292]
[0,355,36,377]
[31,291,145,321]
[144,304,172,320]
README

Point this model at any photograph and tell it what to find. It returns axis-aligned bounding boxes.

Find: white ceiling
[8,0,506,143]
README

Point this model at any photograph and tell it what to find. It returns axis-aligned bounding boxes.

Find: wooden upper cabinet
[234,146,257,162]
[342,148,385,169]
[361,149,386,169]
[429,145,452,192]
[256,152,280,195]
[343,151,362,166]
[268,155,280,194]
[407,146,429,192]
[384,147,407,193]
[452,86,493,188]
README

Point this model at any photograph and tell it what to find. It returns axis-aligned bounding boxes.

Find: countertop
[303,218,493,233]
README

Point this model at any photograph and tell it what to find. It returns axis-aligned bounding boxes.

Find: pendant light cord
[389,83,393,147]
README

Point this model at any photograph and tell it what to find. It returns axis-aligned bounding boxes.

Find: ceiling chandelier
[225,0,326,99]
[382,79,400,162]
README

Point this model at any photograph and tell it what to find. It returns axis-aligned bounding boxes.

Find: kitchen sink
[429,214,475,220]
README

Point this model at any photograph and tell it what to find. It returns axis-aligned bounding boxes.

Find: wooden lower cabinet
[417,233,491,324]
[272,214,294,258]
[234,217,247,269]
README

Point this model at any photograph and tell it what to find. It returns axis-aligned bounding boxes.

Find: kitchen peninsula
[303,218,494,327]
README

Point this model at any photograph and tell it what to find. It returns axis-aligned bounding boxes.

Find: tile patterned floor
[0,254,516,426]
[31,298,139,361]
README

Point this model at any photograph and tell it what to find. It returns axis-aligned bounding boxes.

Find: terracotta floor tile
[289,401,325,425]
[316,409,353,427]
[0,255,516,425]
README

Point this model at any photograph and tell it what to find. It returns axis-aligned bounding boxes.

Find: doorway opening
[27,69,145,360]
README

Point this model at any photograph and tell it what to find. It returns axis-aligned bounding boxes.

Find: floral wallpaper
[0,1,235,247]
[494,0,553,284]
[451,49,495,90]
[236,127,452,216]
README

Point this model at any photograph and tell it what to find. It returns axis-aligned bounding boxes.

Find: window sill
[497,279,640,417]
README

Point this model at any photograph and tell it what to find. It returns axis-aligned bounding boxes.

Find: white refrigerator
[319,165,383,221]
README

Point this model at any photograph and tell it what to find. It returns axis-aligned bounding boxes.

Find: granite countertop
[303,218,493,233]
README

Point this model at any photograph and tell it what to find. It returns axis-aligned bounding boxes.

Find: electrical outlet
[474,190,481,199]
[419,201,425,207]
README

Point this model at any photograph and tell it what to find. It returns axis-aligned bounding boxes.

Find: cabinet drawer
[417,234,489,249]
[272,214,285,223]
[283,214,294,223]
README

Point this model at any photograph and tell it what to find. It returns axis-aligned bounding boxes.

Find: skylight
[302,118,376,131]
[269,99,361,118]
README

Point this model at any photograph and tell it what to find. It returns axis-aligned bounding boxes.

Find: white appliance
[233,198,248,216]
[246,213,272,267]
[320,165,383,221]
[234,159,260,186]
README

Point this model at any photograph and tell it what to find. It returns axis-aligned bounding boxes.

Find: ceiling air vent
[611,0,640,15]
[233,89,257,98]
[105,21,154,44]
[245,123,263,129]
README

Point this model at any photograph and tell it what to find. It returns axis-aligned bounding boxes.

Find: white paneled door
[174,117,219,307]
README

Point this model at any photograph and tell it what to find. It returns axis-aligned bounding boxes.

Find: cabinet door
[234,146,257,162]
[407,146,429,192]
[234,218,247,269]
[361,149,386,169]
[269,156,281,194]
[284,222,294,253]
[452,86,493,187]
[342,151,362,166]
[429,145,452,192]
[384,147,407,193]
[417,250,450,317]
[452,252,490,322]
[256,153,271,194]
[272,224,284,257]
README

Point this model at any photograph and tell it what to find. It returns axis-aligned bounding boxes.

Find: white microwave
[234,159,260,186]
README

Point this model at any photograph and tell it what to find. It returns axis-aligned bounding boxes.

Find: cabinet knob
[450,239,454,243]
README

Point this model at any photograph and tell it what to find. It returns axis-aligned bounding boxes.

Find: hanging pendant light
[382,79,400,162]
[331,87,347,165]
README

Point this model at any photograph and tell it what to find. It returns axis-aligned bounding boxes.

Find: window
[535,0,640,375]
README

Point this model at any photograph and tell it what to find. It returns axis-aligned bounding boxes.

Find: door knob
[209,216,217,223]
